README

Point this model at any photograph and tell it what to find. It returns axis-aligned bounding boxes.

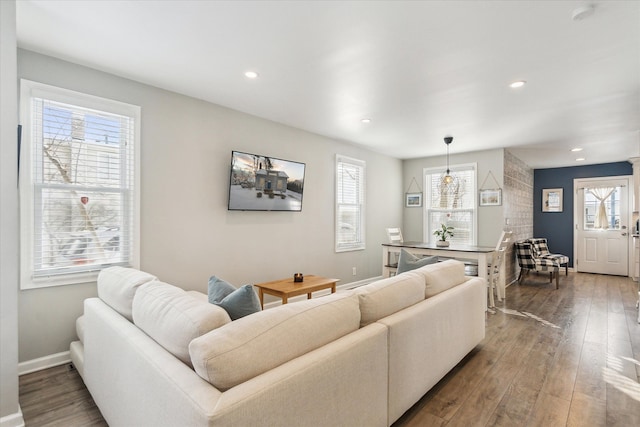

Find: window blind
[24,87,137,282]
[336,155,365,252]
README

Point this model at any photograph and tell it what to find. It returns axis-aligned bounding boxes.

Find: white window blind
[335,155,365,252]
[424,164,477,245]
[20,80,140,288]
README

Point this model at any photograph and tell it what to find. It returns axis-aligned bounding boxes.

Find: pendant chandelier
[442,136,454,185]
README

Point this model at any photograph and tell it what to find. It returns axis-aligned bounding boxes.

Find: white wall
[402,148,505,246]
[0,1,23,425]
[17,49,403,362]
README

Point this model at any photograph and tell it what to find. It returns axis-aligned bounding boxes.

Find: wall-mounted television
[228,151,305,211]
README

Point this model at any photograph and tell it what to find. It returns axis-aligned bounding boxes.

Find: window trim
[423,162,478,245]
[19,79,141,289]
[335,154,366,252]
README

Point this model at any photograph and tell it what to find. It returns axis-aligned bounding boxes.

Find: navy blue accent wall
[534,162,632,267]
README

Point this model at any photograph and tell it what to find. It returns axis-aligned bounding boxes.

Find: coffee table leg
[331,284,336,293]
[258,289,265,308]
[307,292,312,299]
[282,295,288,305]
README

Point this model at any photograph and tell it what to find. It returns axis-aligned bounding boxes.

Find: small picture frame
[405,192,422,207]
[479,189,502,206]
[542,188,563,212]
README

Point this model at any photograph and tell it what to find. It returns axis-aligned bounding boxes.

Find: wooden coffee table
[254,275,339,308]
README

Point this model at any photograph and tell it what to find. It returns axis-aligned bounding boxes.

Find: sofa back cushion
[355,273,425,327]
[97,266,157,321]
[408,259,468,298]
[189,292,360,390]
[133,281,231,366]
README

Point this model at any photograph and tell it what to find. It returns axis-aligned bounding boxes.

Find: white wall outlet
[352,267,357,276]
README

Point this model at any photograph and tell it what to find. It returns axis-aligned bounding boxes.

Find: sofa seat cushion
[189,291,360,390]
[355,273,425,327]
[408,259,468,298]
[97,266,157,321]
[133,281,232,366]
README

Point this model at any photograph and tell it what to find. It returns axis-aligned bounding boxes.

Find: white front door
[575,177,631,275]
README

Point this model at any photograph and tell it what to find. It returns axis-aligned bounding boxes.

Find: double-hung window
[20,80,140,289]
[335,155,365,252]
[424,163,477,245]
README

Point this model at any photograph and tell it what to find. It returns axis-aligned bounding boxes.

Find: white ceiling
[15,0,640,168]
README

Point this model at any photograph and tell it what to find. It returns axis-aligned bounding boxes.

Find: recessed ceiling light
[244,71,259,79]
[571,147,583,152]
[576,157,586,161]
[572,5,595,21]
[509,80,526,88]
[361,118,371,124]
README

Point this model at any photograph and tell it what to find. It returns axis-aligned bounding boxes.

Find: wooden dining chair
[386,228,403,244]
[385,228,403,275]
[488,231,512,309]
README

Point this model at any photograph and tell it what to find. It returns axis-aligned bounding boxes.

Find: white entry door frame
[574,176,633,276]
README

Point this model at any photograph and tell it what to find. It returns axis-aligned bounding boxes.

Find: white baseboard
[0,409,24,427]
[263,276,382,309]
[18,351,70,376]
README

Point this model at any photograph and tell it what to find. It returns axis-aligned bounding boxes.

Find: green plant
[433,224,454,241]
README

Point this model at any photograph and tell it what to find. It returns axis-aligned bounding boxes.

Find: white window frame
[335,154,366,252]
[19,80,141,289]
[423,163,477,245]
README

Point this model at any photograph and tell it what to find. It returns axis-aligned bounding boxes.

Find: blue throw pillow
[397,249,438,274]
[207,276,236,304]
[214,285,262,320]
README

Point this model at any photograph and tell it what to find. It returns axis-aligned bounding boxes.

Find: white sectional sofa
[70,260,486,426]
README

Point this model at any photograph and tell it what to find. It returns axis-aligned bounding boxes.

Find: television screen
[228,151,305,211]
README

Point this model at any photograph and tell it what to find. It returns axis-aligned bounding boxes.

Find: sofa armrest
[377,278,486,424]
[83,298,222,427]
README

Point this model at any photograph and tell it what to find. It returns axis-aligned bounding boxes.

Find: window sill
[21,270,100,290]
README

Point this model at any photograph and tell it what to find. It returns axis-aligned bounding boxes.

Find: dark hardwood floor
[19,364,106,427]
[19,272,640,426]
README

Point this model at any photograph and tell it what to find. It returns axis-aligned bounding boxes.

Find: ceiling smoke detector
[572,5,595,21]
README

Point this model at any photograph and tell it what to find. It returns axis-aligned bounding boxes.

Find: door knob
[622,232,628,236]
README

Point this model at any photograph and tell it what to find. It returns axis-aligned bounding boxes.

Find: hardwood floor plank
[419,348,500,421]
[584,308,608,346]
[605,382,640,426]
[487,382,539,426]
[527,391,570,427]
[607,337,638,383]
[566,391,606,427]
[574,341,607,401]
[444,358,521,427]
[539,338,582,401]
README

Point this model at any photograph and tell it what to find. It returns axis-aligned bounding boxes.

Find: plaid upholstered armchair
[515,238,569,289]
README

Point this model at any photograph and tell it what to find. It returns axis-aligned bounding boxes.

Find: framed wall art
[542,188,563,212]
[479,189,502,206]
[405,192,423,208]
